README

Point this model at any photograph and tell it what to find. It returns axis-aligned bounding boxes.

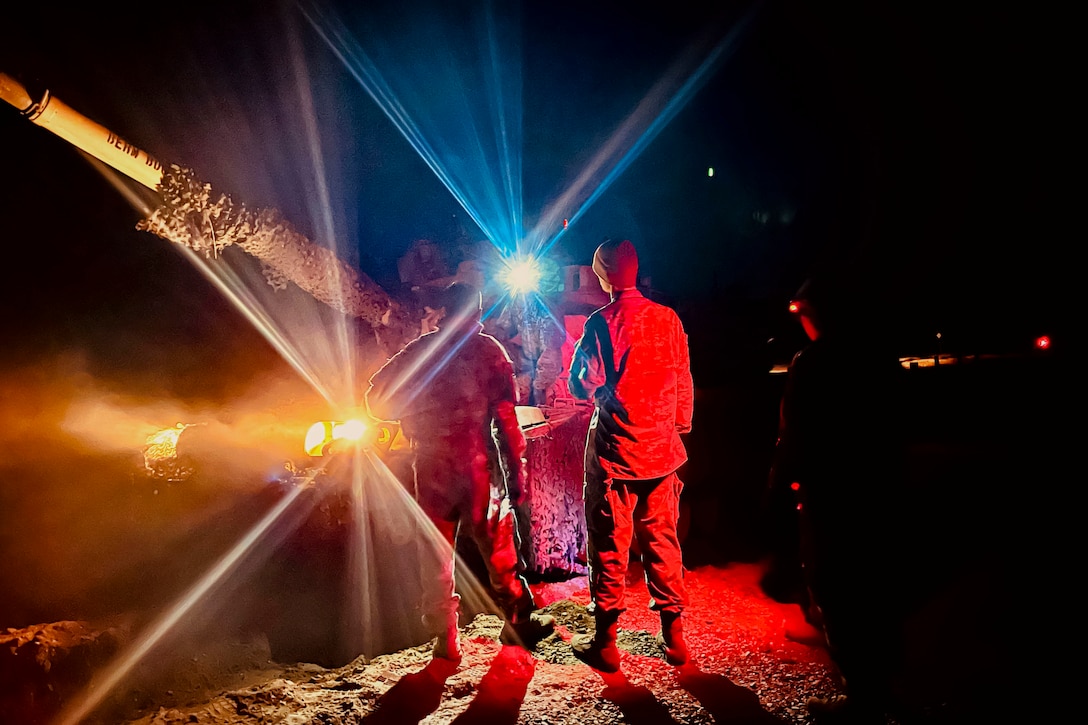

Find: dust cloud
[0,350,333,630]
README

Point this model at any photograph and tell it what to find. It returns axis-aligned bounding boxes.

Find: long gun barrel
[1,72,165,189]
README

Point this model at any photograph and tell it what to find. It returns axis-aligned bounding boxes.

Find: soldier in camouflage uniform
[567,239,695,672]
[366,281,554,662]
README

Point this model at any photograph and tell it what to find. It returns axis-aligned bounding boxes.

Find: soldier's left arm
[490,343,529,505]
[674,314,694,434]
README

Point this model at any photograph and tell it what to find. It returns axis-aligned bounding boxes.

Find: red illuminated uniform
[365,316,537,640]
[568,287,694,617]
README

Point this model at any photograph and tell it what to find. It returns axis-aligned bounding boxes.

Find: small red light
[790,481,800,491]
[1035,335,1050,350]
[788,302,799,314]
[562,218,569,229]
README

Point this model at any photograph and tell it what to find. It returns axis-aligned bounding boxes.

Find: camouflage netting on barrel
[517,406,591,576]
[137,165,418,350]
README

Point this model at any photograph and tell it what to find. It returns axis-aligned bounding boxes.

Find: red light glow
[1035,335,1050,350]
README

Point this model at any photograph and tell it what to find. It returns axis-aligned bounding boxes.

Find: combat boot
[571,608,622,673]
[432,623,461,662]
[655,610,689,666]
[501,610,557,650]
[424,611,462,663]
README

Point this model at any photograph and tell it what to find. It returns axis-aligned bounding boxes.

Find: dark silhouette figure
[766,268,909,724]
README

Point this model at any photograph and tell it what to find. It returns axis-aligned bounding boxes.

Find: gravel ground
[10,542,1050,725]
[66,561,857,725]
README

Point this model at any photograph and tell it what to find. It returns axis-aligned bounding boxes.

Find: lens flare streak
[366,322,479,422]
[182,246,345,405]
[301,0,760,279]
[284,11,359,393]
[55,485,307,725]
[530,5,761,259]
[301,0,525,253]
[343,446,506,660]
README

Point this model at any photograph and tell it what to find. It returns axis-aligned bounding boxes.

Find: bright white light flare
[501,256,543,295]
[304,418,368,456]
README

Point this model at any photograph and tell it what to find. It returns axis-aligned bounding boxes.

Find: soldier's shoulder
[395,332,435,358]
[477,330,515,357]
[478,330,507,348]
[643,296,682,322]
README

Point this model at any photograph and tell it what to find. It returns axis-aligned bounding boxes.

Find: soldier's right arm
[568,316,606,401]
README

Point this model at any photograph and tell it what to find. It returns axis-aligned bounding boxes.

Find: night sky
[0,0,1073,391]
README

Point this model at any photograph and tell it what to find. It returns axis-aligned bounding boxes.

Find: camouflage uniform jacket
[365,320,527,498]
[568,288,694,480]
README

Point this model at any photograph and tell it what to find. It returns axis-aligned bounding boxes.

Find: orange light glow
[143,423,192,479]
[304,419,367,457]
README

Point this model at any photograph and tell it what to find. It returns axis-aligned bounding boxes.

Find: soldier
[567,238,695,672]
[770,269,909,723]
[365,281,554,662]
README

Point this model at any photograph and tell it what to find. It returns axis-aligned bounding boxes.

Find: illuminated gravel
[115,562,867,725]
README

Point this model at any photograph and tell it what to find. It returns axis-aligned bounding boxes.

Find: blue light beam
[528,3,764,260]
[300,0,525,254]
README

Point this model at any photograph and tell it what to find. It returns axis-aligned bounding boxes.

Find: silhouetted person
[567,238,695,673]
[365,281,554,662]
[767,269,909,723]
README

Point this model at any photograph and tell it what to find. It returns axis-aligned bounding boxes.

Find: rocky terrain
[6,561,862,725]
